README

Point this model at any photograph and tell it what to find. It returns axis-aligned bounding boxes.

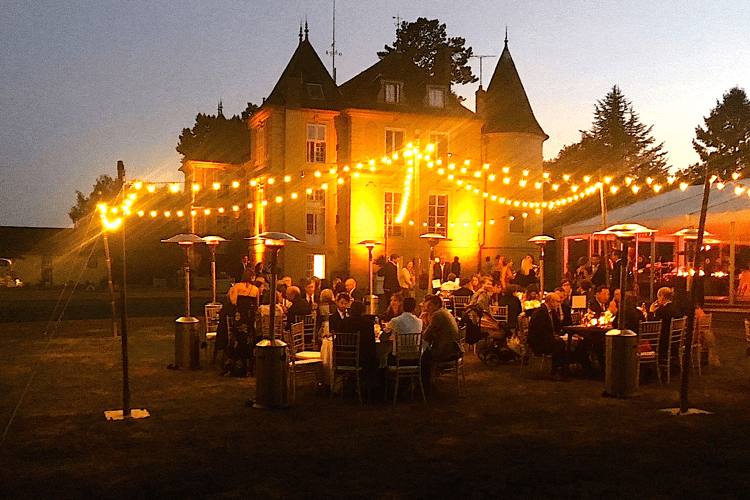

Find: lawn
[1,315,749,499]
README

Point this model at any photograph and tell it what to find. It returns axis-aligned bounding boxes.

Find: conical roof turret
[481,39,547,138]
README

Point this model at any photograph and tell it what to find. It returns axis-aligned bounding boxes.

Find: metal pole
[368,247,375,315]
[211,247,217,304]
[117,161,130,418]
[680,174,710,413]
[267,247,279,340]
[183,247,191,318]
[729,221,736,305]
[102,230,118,337]
[650,233,656,302]
[538,244,545,293]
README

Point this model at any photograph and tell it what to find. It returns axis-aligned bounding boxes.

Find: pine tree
[377,18,476,86]
[691,87,750,179]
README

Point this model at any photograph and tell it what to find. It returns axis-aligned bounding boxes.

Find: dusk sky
[2,0,748,228]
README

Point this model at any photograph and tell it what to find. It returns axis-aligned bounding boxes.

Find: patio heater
[595,224,656,329]
[528,235,555,293]
[420,233,451,295]
[358,239,381,314]
[161,233,205,370]
[202,235,228,359]
[246,232,303,409]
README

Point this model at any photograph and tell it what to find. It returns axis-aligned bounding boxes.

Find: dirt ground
[1,315,749,500]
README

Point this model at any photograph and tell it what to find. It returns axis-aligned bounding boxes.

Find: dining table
[560,324,612,376]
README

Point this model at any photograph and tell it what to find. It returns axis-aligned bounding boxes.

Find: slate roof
[338,51,475,118]
[263,37,342,111]
[483,41,547,138]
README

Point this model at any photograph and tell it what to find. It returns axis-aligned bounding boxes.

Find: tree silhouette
[176,102,258,164]
[691,87,750,179]
[378,18,476,86]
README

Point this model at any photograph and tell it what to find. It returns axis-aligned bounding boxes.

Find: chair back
[456,325,467,352]
[259,311,284,339]
[452,295,472,319]
[695,313,712,346]
[637,320,662,350]
[669,316,687,349]
[493,305,509,323]
[570,310,584,326]
[295,313,317,348]
[394,332,422,362]
[290,321,305,356]
[332,332,360,368]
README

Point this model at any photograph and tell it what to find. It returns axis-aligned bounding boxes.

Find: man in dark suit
[382,254,400,303]
[451,256,462,279]
[527,292,567,380]
[329,292,351,333]
[590,253,607,287]
[432,256,450,293]
[588,286,611,317]
[648,287,683,363]
[341,300,378,388]
[345,278,365,303]
[286,286,312,330]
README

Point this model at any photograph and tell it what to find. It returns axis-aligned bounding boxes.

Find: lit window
[385,129,405,156]
[306,124,326,163]
[428,194,448,236]
[429,132,449,158]
[384,192,403,237]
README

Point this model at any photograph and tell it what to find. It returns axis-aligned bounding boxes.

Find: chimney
[434,44,451,86]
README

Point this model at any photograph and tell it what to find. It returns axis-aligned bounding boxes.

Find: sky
[1,0,749,228]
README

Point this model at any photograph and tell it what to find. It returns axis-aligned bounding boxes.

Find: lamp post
[358,239,381,314]
[420,233,450,296]
[528,235,555,294]
[595,224,655,330]
[202,235,228,347]
[162,233,204,369]
[246,232,303,409]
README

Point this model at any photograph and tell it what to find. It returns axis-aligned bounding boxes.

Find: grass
[1,315,749,499]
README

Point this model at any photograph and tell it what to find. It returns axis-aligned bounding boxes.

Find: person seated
[497,285,523,329]
[345,277,364,303]
[554,287,574,326]
[341,301,378,388]
[384,296,423,350]
[285,285,312,330]
[466,277,505,338]
[588,285,611,317]
[648,287,682,363]
[453,278,475,297]
[422,295,461,363]
[329,292,351,334]
[381,292,404,323]
[527,292,567,381]
[617,291,645,333]
[440,272,459,292]
[513,254,537,289]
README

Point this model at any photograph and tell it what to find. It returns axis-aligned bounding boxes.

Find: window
[306,254,326,279]
[306,189,326,245]
[256,120,267,162]
[306,124,326,163]
[428,132,449,158]
[306,83,324,100]
[509,210,525,234]
[383,81,402,103]
[384,192,403,237]
[385,128,405,156]
[427,86,445,108]
[428,194,448,237]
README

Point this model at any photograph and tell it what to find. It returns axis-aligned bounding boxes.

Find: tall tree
[547,85,668,180]
[377,18,477,86]
[176,102,258,164]
[691,86,750,179]
[69,174,121,225]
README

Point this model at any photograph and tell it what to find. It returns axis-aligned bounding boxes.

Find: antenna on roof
[325,0,342,83]
[505,26,508,46]
[299,23,303,44]
[469,55,497,89]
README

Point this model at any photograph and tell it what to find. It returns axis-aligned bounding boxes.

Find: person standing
[451,256,462,279]
[383,254,400,303]
[398,260,415,297]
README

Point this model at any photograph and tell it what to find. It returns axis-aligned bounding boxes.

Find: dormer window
[427,86,446,108]
[383,81,403,103]
[307,83,324,100]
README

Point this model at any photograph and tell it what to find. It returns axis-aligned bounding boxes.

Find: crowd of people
[213,250,718,390]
